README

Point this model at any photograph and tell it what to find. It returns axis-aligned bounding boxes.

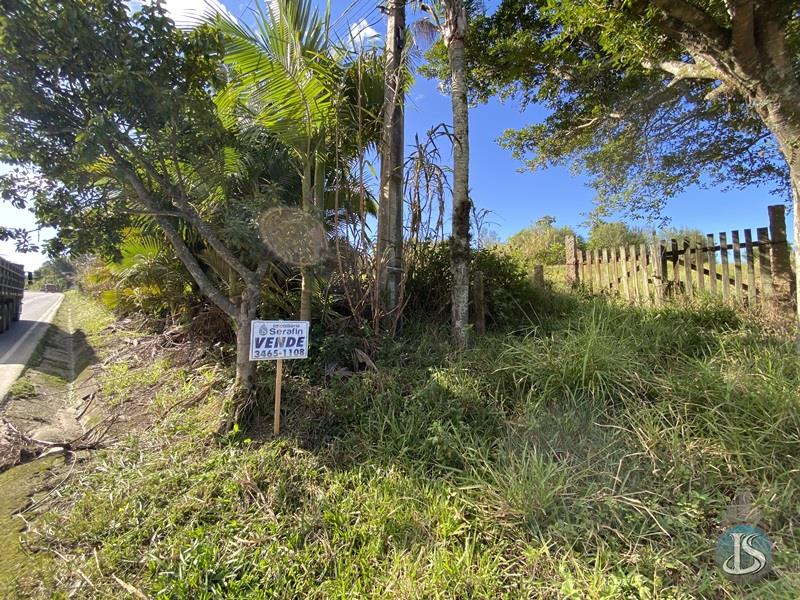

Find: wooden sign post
[249,320,309,435]
[273,358,283,435]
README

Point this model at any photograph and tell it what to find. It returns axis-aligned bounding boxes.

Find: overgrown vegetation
[1,0,798,597]
[27,257,75,292]
[0,291,114,596]
[9,291,797,599]
[504,215,580,268]
[404,241,568,329]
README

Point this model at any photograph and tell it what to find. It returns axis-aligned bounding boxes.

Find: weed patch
[13,295,800,598]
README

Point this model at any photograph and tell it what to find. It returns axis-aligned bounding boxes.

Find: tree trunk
[376,0,406,328]
[750,89,800,324]
[777,137,800,323]
[792,179,799,335]
[118,155,267,431]
[223,283,260,431]
[446,2,471,348]
[646,4,800,325]
[299,158,314,322]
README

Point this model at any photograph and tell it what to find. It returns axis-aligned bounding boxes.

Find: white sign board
[250,320,309,361]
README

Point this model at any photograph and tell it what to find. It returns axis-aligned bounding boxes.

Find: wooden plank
[719,232,730,302]
[593,249,602,294]
[565,235,578,286]
[744,229,756,303]
[670,238,680,295]
[532,265,545,288]
[659,239,668,301]
[579,251,587,291]
[274,358,283,435]
[584,250,591,290]
[757,227,773,298]
[630,244,641,301]
[585,250,593,293]
[619,246,630,301]
[768,204,793,306]
[583,250,591,292]
[695,236,705,294]
[640,243,651,305]
[683,238,693,296]
[651,238,663,307]
[706,233,717,296]
[732,230,743,300]
[580,252,587,291]
[603,247,611,293]
[610,247,619,295]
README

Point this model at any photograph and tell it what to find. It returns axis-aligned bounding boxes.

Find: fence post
[651,235,664,307]
[768,204,795,312]
[565,234,579,287]
[531,265,545,288]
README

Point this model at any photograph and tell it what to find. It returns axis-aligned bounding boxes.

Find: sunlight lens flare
[258,207,327,266]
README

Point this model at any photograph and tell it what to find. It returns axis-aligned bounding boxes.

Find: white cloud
[170,0,237,27]
[347,18,380,49]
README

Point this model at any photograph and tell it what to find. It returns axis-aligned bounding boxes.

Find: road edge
[0,294,64,402]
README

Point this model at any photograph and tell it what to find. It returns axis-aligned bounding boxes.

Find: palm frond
[209,0,340,153]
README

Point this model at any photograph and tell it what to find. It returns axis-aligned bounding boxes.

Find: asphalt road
[0,292,64,401]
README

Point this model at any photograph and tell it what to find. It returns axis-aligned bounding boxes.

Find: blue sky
[0,0,789,271]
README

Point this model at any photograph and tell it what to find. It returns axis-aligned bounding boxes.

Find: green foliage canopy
[586,221,646,252]
[657,226,706,244]
[505,216,580,267]
[0,0,304,320]
[423,0,797,219]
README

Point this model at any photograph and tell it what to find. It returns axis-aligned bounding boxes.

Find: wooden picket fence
[564,205,795,310]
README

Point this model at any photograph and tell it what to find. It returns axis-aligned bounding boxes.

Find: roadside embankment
[0,290,209,596]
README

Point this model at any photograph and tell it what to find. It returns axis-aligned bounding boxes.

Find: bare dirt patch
[0,305,98,470]
[0,299,203,470]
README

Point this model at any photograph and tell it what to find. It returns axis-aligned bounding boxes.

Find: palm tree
[210,0,382,323]
[415,0,472,346]
[376,0,407,327]
[212,0,336,323]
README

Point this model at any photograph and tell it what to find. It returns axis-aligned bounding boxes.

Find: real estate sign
[250,320,309,361]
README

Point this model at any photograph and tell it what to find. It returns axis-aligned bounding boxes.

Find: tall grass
[21,295,800,599]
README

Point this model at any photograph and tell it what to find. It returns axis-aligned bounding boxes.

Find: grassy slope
[20,293,800,599]
[0,291,113,596]
[0,458,58,596]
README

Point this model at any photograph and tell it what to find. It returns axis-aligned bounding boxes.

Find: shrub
[404,241,567,329]
[504,215,580,267]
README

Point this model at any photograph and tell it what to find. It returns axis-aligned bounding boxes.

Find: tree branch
[643,58,720,82]
[109,133,258,283]
[110,153,238,318]
[725,0,758,71]
[650,0,730,50]
[705,82,731,101]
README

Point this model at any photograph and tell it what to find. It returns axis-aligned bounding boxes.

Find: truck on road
[0,257,24,333]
